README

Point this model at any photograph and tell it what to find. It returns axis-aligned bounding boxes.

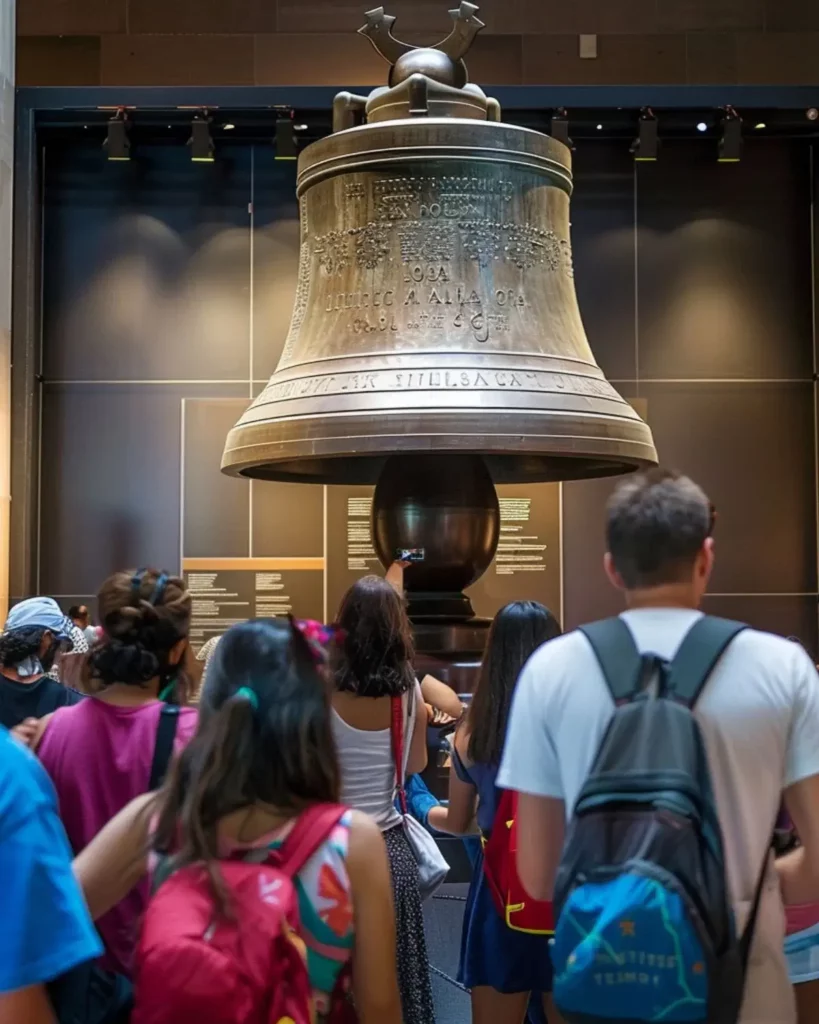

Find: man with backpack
[498,468,819,1023]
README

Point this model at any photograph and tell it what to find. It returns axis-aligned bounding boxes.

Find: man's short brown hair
[606,468,712,589]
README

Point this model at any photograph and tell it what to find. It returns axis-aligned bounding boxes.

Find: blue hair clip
[235,686,259,711]
[131,568,169,607]
[149,572,169,606]
[130,568,147,604]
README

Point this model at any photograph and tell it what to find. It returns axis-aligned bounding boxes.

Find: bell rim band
[221,409,657,485]
[296,119,573,197]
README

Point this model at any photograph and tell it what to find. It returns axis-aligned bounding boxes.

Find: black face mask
[39,639,61,673]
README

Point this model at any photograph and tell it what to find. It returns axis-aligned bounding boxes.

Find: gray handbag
[391,688,449,900]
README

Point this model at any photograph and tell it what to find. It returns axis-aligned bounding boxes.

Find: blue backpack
[551,616,768,1024]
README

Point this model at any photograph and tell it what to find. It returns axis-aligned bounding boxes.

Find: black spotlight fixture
[631,108,658,162]
[275,113,297,161]
[104,110,130,162]
[719,107,742,163]
[189,113,214,163]
[276,114,298,159]
[550,108,572,148]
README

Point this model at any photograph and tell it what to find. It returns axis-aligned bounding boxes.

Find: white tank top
[331,688,416,831]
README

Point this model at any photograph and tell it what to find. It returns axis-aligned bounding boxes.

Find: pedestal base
[412,615,491,694]
[413,615,490,825]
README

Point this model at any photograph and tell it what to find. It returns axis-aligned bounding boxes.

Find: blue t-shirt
[0,727,102,993]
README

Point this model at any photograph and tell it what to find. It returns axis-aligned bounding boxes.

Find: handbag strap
[148,704,180,791]
[390,695,408,815]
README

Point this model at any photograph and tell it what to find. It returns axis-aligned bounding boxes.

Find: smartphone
[395,547,425,563]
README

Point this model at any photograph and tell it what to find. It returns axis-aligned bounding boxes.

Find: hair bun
[91,568,192,687]
[89,638,159,684]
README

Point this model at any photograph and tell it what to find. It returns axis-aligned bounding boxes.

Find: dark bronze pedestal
[371,451,497,686]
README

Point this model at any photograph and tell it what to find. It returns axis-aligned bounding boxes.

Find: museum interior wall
[27,130,819,654]
[0,0,12,623]
[14,0,819,88]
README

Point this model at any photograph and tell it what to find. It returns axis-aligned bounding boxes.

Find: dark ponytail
[153,618,340,912]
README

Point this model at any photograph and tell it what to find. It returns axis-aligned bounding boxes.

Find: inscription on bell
[353,222,392,269]
[325,290,395,311]
[260,368,622,404]
[315,230,350,275]
[280,241,311,366]
[308,174,574,280]
[399,222,455,264]
[374,174,514,221]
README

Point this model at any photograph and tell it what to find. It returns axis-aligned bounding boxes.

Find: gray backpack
[550,616,768,1024]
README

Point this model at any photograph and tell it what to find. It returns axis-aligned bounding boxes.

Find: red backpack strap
[272,803,349,878]
[497,786,517,827]
[390,695,408,815]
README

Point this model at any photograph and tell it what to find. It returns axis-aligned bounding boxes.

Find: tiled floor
[424,883,471,1023]
[423,881,551,1023]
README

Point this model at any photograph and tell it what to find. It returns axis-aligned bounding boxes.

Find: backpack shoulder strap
[578,618,643,703]
[667,616,747,707]
[274,804,349,878]
[148,704,180,791]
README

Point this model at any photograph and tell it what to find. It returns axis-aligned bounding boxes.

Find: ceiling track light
[276,113,297,161]
[104,109,130,162]
[631,108,658,162]
[189,112,214,163]
[550,108,572,149]
[719,106,742,163]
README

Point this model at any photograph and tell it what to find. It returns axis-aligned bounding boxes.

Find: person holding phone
[332,573,435,1024]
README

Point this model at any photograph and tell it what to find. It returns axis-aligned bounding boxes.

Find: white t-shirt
[498,608,819,1024]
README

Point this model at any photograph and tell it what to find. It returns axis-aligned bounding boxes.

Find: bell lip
[221,450,658,486]
[220,418,659,485]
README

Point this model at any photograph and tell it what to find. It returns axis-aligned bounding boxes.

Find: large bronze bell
[222,3,657,485]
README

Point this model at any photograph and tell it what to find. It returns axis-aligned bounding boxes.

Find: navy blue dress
[453,747,554,995]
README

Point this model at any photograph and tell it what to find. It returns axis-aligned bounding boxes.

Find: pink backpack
[132,804,354,1024]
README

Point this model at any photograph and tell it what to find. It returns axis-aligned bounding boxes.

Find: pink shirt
[787,903,819,936]
[38,698,198,976]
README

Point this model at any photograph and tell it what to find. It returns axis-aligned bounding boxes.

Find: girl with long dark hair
[431,600,563,1024]
[73,618,401,1023]
[332,574,435,1024]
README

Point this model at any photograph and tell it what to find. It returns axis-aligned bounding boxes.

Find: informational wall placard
[494,497,548,576]
[325,485,380,618]
[184,560,325,652]
[469,483,562,623]
[345,495,378,572]
[186,569,251,649]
